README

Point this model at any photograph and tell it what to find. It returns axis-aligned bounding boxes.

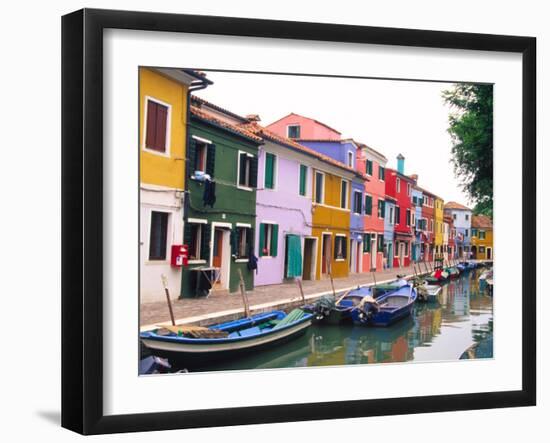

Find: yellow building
[139,67,210,302]
[311,167,355,280]
[434,197,444,258]
[471,215,494,260]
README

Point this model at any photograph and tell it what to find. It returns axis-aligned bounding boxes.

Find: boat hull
[141,316,312,367]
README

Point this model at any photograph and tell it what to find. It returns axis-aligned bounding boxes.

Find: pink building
[267,113,341,141]
[356,142,387,272]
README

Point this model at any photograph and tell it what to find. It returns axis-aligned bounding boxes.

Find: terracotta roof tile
[191,95,248,122]
[190,106,263,143]
[472,215,493,229]
[444,201,472,211]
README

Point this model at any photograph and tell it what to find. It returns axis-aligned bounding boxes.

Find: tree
[443,84,493,218]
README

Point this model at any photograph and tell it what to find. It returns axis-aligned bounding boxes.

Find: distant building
[471,215,494,260]
[444,201,473,259]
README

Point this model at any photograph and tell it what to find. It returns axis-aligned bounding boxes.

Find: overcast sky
[194,70,470,205]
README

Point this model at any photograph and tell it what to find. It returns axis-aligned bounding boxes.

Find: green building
[181,106,262,296]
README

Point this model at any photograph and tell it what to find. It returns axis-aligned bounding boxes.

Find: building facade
[139,67,210,302]
[419,188,436,262]
[471,215,494,260]
[434,197,445,258]
[180,105,262,296]
[411,184,423,261]
[444,202,473,260]
[383,196,397,269]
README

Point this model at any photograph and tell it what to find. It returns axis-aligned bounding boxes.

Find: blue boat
[350,284,418,327]
[140,309,313,367]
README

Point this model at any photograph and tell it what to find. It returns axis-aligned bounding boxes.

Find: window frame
[353,190,363,215]
[314,171,325,204]
[142,96,171,157]
[237,150,255,191]
[148,210,170,261]
[340,179,349,209]
[334,234,347,261]
[287,124,301,139]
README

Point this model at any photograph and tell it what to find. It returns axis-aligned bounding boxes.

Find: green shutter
[258,223,265,257]
[200,224,211,261]
[187,137,197,178]
[378,235,384,252]
[299,165,307,196]
[230,228,238,257]
[271,224,279,257]
[365,195,372,215]
[265,153,275,189]
[365,234,371,253]
[239,153,247,186]
[286,234,302,278]
[205,143,216,177]
[381,200,386,218]
[342,237,347,259]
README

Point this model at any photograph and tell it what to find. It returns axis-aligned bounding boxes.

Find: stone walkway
[140,265,425,329]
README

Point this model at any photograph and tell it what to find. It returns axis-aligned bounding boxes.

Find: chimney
[410,173,418,181]
[397,153,405,174]
[246,114,261,122]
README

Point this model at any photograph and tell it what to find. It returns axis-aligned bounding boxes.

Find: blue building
[444,202,472,259]
[411,186,423,261]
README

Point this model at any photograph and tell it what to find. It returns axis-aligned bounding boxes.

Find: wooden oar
[161,274,176,326]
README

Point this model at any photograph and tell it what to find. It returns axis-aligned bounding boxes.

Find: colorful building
[418,187,436,262]
[385,155,415,268]
[444,214,456,260]
[471,215,494,260]
[356,142,387,272]
[411,182,423,261]
[383,195,397,268]
[444,201,473,260]
[434,196,445,258]
[267,112,341,141]
[180,100,262,295]
[139,67,210,302]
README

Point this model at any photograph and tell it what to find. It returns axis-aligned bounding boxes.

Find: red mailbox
[171,244,188,267]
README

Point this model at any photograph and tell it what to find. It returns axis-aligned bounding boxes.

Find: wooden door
[303,239,313,280]
[322,234,331,275]
[213,228,223,268]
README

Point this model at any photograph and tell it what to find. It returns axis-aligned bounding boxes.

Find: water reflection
[152,269,493,372]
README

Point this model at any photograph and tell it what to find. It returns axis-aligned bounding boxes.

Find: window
[396,178,401,193]
[411,211,415,228]
[404,241,409,256]
[395,206,401,225]
[194,142,208,174]
[377,234,384,252]
[379,165,385,181]
[412,196,417,205]
[340,180,349,209]
[465,229,469,237]
[378,199,385,218]
[314,171,324,204]
[235,226,252,259]
[471,228,478,237]
[145,99,169,153]
[389,206,394,225]
[188,223,202,260]
[348,151,354,168]
[406,208,411,226]
[264,152,276,189]
[149,211,169,260]
[238,151,257,188]
[287,125,301,139]
[334,235,347,260]
[430,218,434,232]
[366,159,373,175]
[259,223,278,257]
[407,183,411,196]
[299,164,307,196]
[363,233,371,253]
[453,213,457,220]
[479,230,486,240]
[365,194,373,215]
[353,191,362,214]
[479,246,486,253]
[465,214,470,221]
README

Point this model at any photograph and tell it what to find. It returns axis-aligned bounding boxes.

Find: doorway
[350,239,356,272]
[398,241,405,267]
[486,247,492,260]
[211,225,231,290]
[387,242,393,269]
[302,237,317,280]
[321,233,332,277]
[371,236,377,270]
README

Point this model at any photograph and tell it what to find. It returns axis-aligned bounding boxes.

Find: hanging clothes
[286,234,303,278]
[202,179,216,207]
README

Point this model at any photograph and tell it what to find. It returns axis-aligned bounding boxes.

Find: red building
[418,187,436,262]
[385,155,415,268]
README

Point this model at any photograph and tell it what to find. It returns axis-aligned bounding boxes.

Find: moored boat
[140,309,313,367]
[350,284,418,327]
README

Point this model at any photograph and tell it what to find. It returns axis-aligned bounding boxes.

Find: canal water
[143,268,493,374]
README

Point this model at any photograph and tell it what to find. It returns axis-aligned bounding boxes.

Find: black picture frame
[61,8,536,435]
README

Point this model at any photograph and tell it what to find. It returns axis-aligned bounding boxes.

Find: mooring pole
[237,269,251,318]
[161,274,176,326]
[296,278,306,304]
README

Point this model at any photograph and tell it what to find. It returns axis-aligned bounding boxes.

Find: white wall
[0,1,545,442]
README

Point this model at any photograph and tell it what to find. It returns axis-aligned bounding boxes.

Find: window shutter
[258,224,265,257]
[247,228,254,255]
[365,195,372,215]
[200,224,211,261]
[145,101,157,149]
[183,222,192,247]
[206,143,216,177]
[250,155,258,188]
[155,104,167,151]
[230,228,237,256]
[265,153,274,189]
[187,137,197,178]
[365,234,371,253]
[238,153,247,186]
[334,239,338,260]
[381,201,386,218]
[270,224,279,257]
[299,165,307,196]
[378,235,384,252]
[343,237,347,259]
